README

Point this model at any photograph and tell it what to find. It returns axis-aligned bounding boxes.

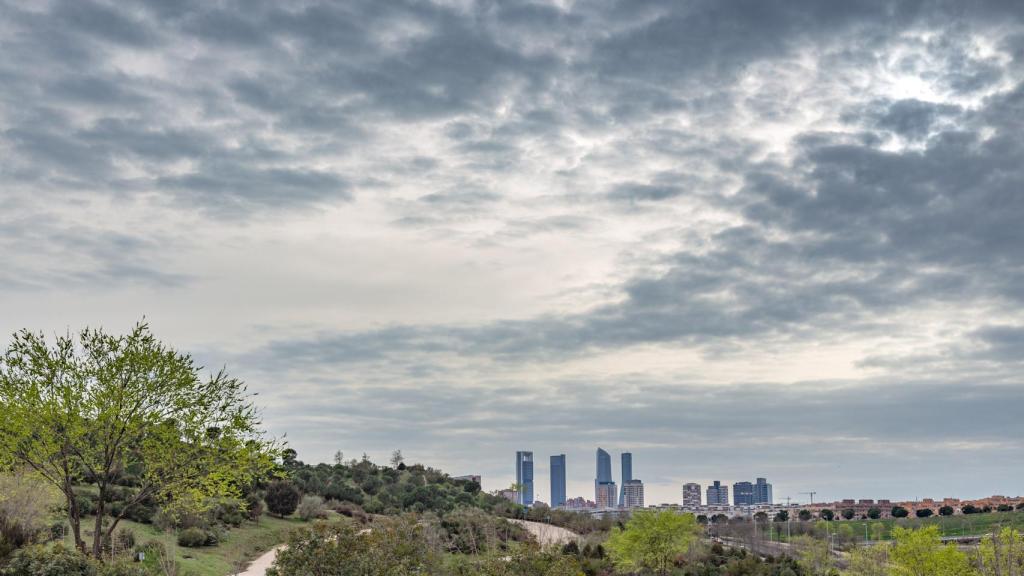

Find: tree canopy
[0,322,276,558]
[605,510,701,575]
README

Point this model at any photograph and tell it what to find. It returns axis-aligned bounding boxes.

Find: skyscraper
[682,483,702,508]
[550,454,566,508]
[733,481,755,506]
[515,451,534,506]
[619,452,633,507]
[622,479,644,508]
[595,447,616,508]
[754,478,773,505]
[706,480,729,506]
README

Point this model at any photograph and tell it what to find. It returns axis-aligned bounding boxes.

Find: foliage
[820,510,835,521]
[0,544,95,576]
[891,507,910,519]
[888,526,974,576]
[792,535,834,576]
[265,481,300,518]
[844,543,889,576]
[867,508,882,520]
[0,471,62,560]
[842,509,856,521]
[176,527,211,548]
[296,496,328,521]
[605,510,701,575]
[939,506,955,517]
[267,517,439,576]
[0,322,277,558]
[799,510,813,522]
[915,509,933,518]
[975,528,1024,576]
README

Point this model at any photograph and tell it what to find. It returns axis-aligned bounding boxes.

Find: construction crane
[800,491,817,505]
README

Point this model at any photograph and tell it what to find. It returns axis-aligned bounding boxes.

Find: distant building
[596,481,618,508]
[707,481,729,506]
[754,478,773,505]
[496,489,517,502]
[453,475,481,485]
[619,453,633,507]
[595,448,616,507]
[516,451,534,506]
[734,481,755,506]
[564,496,596,509]
[682,483,702,508]
[550,455,566,508]
[622,479,645,508]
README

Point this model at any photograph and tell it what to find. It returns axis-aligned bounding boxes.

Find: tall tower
[619,452,633,506]
[595,447,616,508]
[550,454,566,508]
[515,451,534,506]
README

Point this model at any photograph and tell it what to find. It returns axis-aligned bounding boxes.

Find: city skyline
[3,0,1023,507]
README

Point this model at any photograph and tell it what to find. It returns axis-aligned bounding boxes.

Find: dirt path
[508,519,582,546]
[236,545,284,576]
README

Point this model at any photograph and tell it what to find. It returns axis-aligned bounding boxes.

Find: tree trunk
[64,482,84,553]
[92,486,105,559]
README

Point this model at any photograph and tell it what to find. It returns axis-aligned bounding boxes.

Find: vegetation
[0,323,276,558]
[605,510,701,575]
[264,481,300,518]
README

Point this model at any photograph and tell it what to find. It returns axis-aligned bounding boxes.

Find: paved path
[236,545,285,576]
[508,519,582,546]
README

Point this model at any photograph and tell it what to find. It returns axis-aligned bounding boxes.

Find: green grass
[63,514,309,576]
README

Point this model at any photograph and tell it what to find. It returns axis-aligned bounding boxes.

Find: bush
[939,506,954,516]
[997,504,1013,512]
[265,481,300,518]
[962,504,980,514]
[297,496,328,521]
[1,544,96,576]
[245,494,265,522]
[841,509,855,520]
[892,506,909,518]
[177,527,209,548]
[915,508,933,518]
[867,507,881,519]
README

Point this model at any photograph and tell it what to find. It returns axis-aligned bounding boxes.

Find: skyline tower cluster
[514,448,644,509]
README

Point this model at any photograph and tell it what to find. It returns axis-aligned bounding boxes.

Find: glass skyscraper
[550,454,566,508]
[595,447,616,508]
[515,451,534,506]
[619,452,632,507]
[754,477,773,504]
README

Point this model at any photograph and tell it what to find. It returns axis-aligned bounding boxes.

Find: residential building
[595,447,616,507]
[550,454,566,508]
[754,478,773,505]
[734,481,755,506]
[622,479,645,508]
[619,452,633,507]
[453,475,481,485]
[564,496,596,509]
[682,483,702,508]
[707,481,729,506]
[596,481,618,508]
[515,451,534,506]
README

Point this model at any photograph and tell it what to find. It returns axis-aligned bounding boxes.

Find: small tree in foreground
[890,526,974,576]
[605,510,701,576]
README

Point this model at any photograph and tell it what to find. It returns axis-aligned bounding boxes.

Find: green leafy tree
[799,509,813,521]
[792,535,834,576]
[820,509,835,521]
[976,527,1024,576]
[842,509,855,520]
[0,322,276,558]
[605,510,701,575]
[915,508,934,518]
[867,507,882,520]
[845,543,889,576]
[939,506,954,516]
[889,526,974,576]
[774,510,789,522]
[892,506,910,518]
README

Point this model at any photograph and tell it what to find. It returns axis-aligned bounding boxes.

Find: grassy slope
[64,514,308,576]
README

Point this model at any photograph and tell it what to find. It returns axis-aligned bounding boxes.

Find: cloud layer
[2,0,1023,504]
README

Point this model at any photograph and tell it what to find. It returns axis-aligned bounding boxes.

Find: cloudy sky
[3,0,1024,506]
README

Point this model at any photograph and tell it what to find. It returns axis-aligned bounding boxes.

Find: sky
[2,0,1024,506]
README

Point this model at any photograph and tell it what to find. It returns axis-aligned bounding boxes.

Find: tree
[792,536,833,576]
[390,450,405,469]
[889,526,974,576]
[892,506,910,518]
[333,451,344,466]
[0,322,275,558]
[976,528,1024,576]
[605,510,702,575]
[265,480,300,517]
[938,506,954,516]
[820,509,835,521]
[962,504,980,514]
[916,508,934,518]
[845,543,890,576]
[867,507,882,520]
[799,509,813,521]
[774,510,789,522]
[842,508,855,520]
[997,504,1013,512]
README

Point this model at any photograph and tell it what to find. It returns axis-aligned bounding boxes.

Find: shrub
[892,506,909,518]
[867,507,882,519]
[997,504,1013,512]
[962,504,980,514]
[297,496,328,521]
[841,509,855,520]
[265,481,300,518]
[915,508,933,518]
[245,494,265,522]
[1,544,96,576]
[939,506,954,516]
[177,527,209,548]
